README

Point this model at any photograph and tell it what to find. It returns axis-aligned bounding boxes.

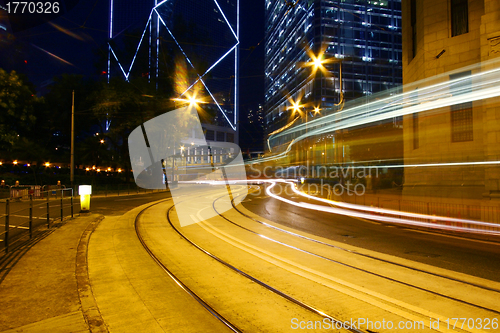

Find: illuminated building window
[450,71,472,142]
[451,0,468,37]
[451,103,473,142]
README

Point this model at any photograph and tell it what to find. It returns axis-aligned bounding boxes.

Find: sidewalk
[0,214,105,333]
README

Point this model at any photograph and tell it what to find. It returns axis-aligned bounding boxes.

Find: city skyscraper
[107,0,239,140]
[264,0,402,140]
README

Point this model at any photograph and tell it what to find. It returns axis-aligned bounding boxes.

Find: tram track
[132,183,499,332]
[134,199,243,333]
[228,183,500,296]
[134,195,365,333]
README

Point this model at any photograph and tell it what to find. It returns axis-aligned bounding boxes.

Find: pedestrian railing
[0,188,74,254]
[79,183,166,197]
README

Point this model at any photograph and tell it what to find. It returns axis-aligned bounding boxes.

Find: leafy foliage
[0,69,37,150]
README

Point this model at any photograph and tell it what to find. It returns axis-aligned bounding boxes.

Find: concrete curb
[75,215,108,333]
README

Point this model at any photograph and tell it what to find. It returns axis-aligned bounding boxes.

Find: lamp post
[305,50,344,168]
[71,90,74,190]
[290,100,322,175]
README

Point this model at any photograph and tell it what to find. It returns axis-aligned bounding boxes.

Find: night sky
[1,0,265,110]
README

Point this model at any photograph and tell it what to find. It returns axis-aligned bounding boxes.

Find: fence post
[5,199,9,253]
[47,193,50,228]
[60,195,63,221]
[128,184,130,195]
[118,185,120,196]
[29,194,33,238]
[71,195,74,218]
[105,184,108,197]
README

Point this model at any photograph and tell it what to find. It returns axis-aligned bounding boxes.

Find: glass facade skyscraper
[264,0,402,137]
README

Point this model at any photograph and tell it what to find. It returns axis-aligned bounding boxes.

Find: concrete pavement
[0,214,105,333]
[0,197,231,333]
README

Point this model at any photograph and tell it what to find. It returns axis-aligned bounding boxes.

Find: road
[0,191,171,252]
[241,182,500,282]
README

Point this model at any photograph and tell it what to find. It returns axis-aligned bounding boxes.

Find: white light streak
[266,60,500,158]
[265,181,500,235]
[213,0,238,40]
[127,15,152,75]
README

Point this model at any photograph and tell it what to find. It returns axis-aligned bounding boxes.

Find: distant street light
[172,96,207,107]
[304,50,344,106]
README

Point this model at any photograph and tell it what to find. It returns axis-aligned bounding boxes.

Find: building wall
[480,0,500,201]
[402,0,500,203]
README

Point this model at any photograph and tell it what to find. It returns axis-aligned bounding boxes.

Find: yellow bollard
[79,185,92,213]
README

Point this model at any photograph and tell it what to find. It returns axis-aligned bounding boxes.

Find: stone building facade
[401,0,500,209]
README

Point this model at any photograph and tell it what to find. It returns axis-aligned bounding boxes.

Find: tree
[89,77,175,181]
[36,74,99,160]
[0,69,37,151]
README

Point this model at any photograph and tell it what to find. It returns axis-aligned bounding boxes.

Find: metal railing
[76,183,166,197]
[0,188,74,254]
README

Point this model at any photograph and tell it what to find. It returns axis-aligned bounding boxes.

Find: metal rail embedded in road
[134,199,243,333]
[163,201,366,333]
[223,188,500,316]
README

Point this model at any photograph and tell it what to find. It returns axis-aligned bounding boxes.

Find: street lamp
[305,49,345,168]
[172,94,207,108]
[305,49,344,106]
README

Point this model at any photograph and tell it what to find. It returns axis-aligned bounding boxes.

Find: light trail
[31,44,75,67]
[264,180,500,236]
[262,58,500,162]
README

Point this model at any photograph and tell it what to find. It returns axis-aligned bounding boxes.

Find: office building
[264,0,403,142]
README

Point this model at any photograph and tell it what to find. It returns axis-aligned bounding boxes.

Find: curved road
[241,183,500,282]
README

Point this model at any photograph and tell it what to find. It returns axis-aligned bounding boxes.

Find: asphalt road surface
[241,183,500,282]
